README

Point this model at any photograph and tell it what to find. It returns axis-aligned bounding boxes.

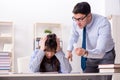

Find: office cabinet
[0,21,14,73]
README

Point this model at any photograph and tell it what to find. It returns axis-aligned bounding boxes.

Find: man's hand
[75,48,86,56]
[67,51,73,61]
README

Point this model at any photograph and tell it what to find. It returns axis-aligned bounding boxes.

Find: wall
[105,0,120,64]
[105,0,120,16]
[110,15,120,63]
[0,0,107,72]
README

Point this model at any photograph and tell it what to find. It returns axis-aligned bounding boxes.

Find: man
[67,1,115,74]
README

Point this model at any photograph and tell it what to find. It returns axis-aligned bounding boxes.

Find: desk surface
[0,72,120,80]
[0,72,114,77]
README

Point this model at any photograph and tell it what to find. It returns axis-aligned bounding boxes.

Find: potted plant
[44,29,52,34]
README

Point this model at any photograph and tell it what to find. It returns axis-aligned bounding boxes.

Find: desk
[0,73,119,80]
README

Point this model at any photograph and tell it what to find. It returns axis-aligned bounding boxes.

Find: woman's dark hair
[72,2,91,15]
[44,33,57,53]
[40,33,60,72]
[39,56,60,72]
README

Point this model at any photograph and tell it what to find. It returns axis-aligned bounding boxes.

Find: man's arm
[67,22,79,61]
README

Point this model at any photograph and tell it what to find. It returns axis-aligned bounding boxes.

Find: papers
[99,68,120,73]
[98,64,120,69]
[98,64,120,73]
[0,33,12,37]
[3,44,12,52]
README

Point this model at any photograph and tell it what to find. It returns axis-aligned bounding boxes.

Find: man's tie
[81,27,87,71]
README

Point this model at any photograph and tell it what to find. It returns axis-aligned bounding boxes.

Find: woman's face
[45,51,55,59]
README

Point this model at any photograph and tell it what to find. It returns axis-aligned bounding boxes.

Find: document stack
[98,64,120,73]
[0,52,11,73]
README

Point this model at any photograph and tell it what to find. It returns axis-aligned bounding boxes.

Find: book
[0,52,11,56]
[0,64,11,66]
[0,61,10,64]
[0,69,10,72]
[98,64,120,69]
[99,68,120,73]
[0,66,11,70]
[0,56,11,59]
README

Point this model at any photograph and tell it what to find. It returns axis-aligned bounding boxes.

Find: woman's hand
[56,38,61,52]
[39,37,47,51]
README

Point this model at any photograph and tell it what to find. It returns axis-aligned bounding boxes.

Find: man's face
[72,13,89,29]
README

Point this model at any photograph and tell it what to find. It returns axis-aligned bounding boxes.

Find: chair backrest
[17,56,31,73]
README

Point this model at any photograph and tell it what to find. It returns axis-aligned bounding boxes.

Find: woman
[29,33,72,73]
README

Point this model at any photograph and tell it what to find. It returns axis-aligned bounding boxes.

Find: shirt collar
[86,13,94,29]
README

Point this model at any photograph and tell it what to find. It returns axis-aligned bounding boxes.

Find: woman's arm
[55,50,72,73]
[29,37,47,72]
[29,49,45,72]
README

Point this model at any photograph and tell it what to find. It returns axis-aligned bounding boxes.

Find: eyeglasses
[72,15,88,22]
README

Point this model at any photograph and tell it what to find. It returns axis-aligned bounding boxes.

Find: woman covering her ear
[29,33,72,73]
